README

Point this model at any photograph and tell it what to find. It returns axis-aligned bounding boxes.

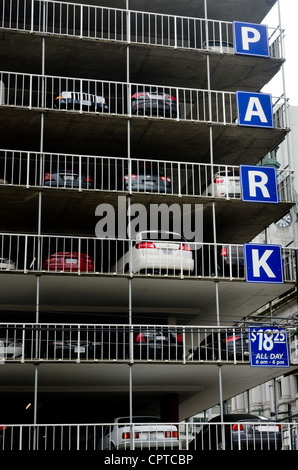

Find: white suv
[99,416,179,450]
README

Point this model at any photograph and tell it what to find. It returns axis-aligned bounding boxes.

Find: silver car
[0,339,23,360]
[0,257,15,270]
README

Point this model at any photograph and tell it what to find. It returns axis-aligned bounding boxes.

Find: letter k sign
[236,91,274,128]
[244,244,284,284]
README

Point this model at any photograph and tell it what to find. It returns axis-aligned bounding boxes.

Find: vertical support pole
[204,0,224,448]
[126,0,134,449]
[33,16,46,446]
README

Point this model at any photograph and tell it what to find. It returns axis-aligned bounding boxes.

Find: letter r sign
[240,165,278,203]
[244,244,284,284]
[233,21,269,57]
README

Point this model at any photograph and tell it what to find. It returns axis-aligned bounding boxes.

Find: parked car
[53,91,109,112]
[114,231,194,274]
[131,87,178,118]
[43,252,95,273]
[0,178,8,184]
[123,162,172,193]
[189,414,282,450]
[203,169,240,198]
[44,169,93,189]
[187,330,249,361]
[0,257,15,270]
[202,40,234,53]
[48,339,101,360]
[0,338,23,359]
[99,416,179,450]
[217,245,244,277]
[134,327,183,360]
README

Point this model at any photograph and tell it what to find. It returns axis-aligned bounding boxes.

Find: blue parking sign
[233,21,269,57]
[249,326,289,368]
[236,91,274,128]
[244,244,284,284]
[240,165,278,203]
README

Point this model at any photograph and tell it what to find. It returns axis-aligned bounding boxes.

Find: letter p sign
[233,21,269,57]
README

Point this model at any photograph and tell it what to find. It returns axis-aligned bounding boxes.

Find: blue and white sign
[244,244,284,284]
[240,165,279,203]
[236,91,274,128]
[249,326,289,368]
[233,21,269,58]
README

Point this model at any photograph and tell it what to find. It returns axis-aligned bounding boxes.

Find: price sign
[249,326,289,368]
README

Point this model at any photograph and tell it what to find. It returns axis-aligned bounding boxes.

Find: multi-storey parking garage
[0,0,298,450]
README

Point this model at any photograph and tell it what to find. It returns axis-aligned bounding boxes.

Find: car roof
[210,413,267,422]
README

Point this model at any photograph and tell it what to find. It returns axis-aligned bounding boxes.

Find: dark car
[44,169,93,189]
[43,252,95,273]
[48,339,101,360]
[131,87,178,118]
[189,414,282,450]
[53,91,109,112]
[187,330,249,361]
[123,162,171,193]
[101,326,183,361]
[217,245,244,277]
[133,327,183,360]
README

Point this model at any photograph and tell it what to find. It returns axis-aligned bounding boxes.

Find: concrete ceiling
[0,360,295,422]
[0,273,294,325]
[0,32,284,92]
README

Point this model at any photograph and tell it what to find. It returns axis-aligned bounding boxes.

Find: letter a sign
[244,244,284,284]
[236,91,274,128]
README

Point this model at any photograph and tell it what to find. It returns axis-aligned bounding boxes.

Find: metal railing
[0,149,294,202]
[0,233,296,281]
[0,71,289,128]
[0,323,297,365]
[0,0,285,59]
[0,419,296,450]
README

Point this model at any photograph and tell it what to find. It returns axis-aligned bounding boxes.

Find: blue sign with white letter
[244,244,284,284]
[240,165,278,203]
[236,91,274,128]
[233,21,269,57]
[249,326,289,368]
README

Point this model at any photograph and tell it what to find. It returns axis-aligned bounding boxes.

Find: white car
[0,339,23,360]
[115,231,194,274]
[0,257,16,270]
[203,169,241,198]
[202,40,234,53]
[54,91,108,112]
[99,416,179,450]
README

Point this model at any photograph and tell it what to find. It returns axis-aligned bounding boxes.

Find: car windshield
[216,169,240,177]
[118,417,160,426]
[138,231,185,242]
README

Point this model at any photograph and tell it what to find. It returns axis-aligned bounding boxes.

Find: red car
[43,252,95,273]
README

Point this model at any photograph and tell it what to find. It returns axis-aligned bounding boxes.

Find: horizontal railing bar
[0,419,295,450]
[0,70,289,129]
[0,323,296,366]
[0,148,294,202]
[0,0,285,59]
[0,233,296,281]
